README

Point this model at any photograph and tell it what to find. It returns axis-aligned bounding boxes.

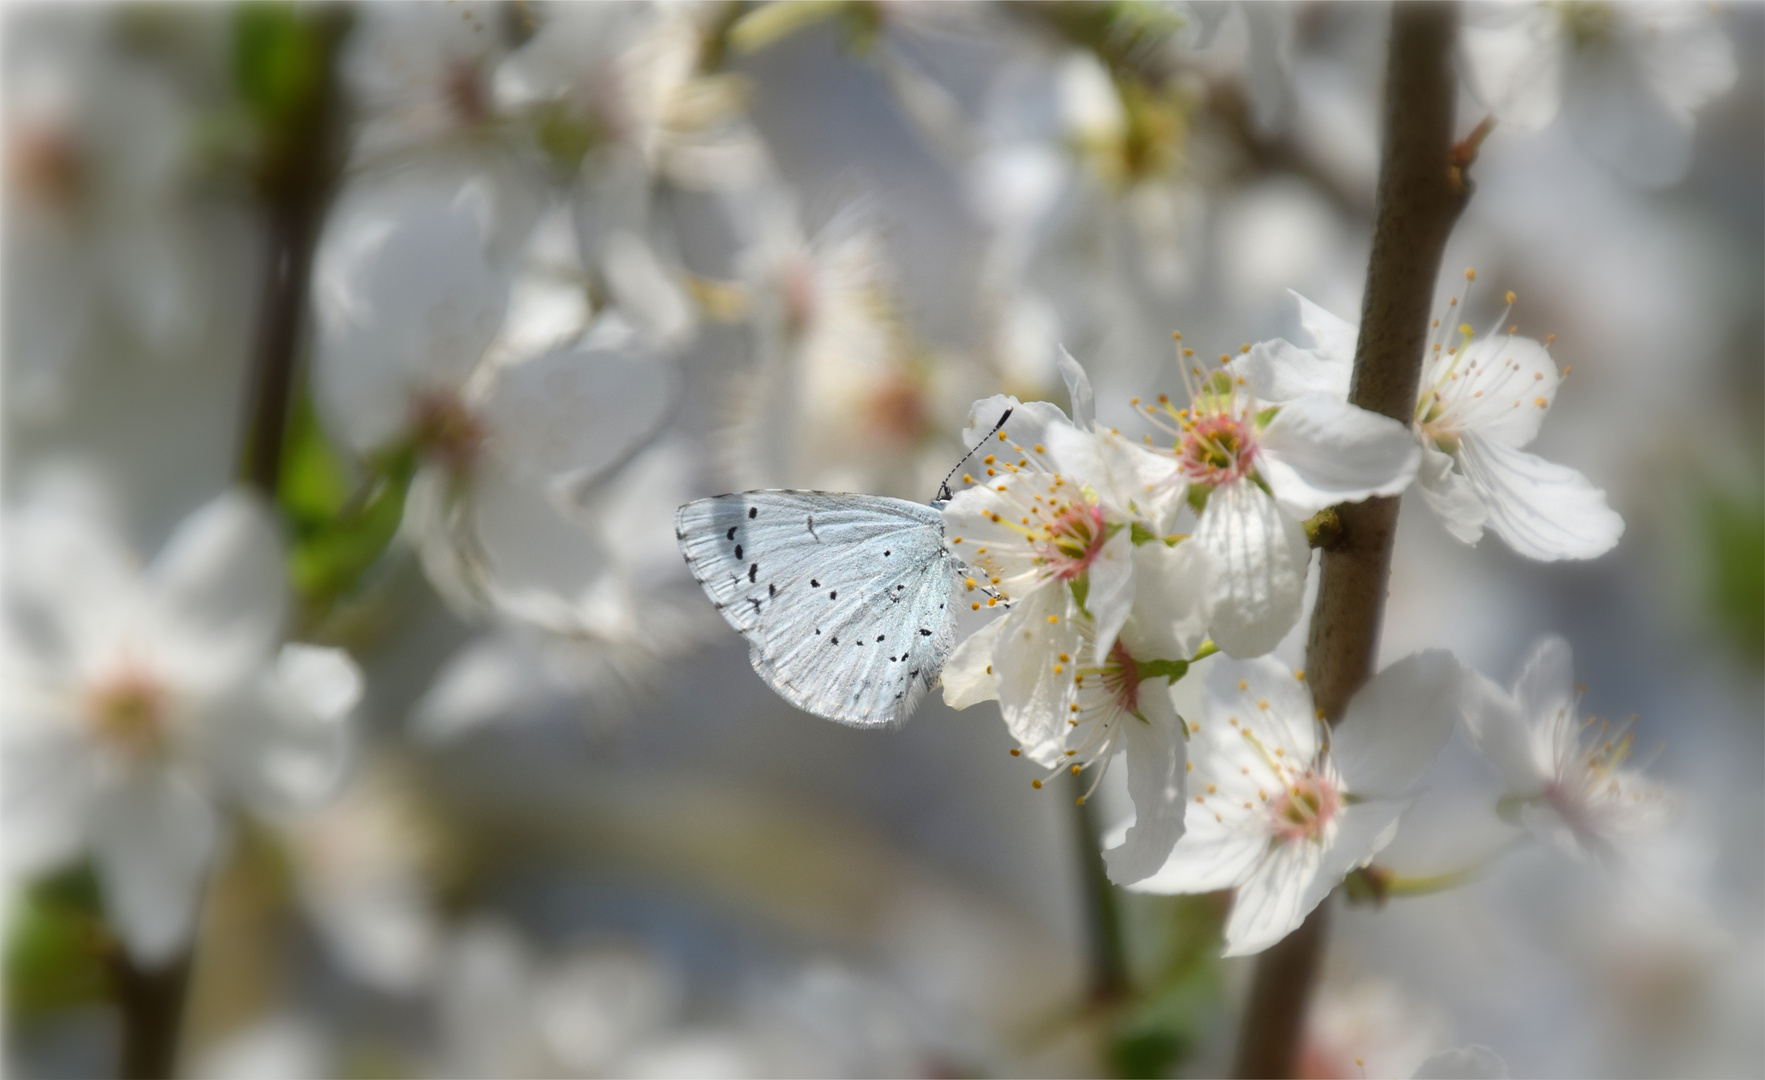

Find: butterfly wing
[675,491,958,727]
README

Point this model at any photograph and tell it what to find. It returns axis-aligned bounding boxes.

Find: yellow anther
[965,578,976,590]
[1535,396,1548,407]
[1046,614,1058,624]
[1505,290,1516,304]
[1238,680,1248,691]
[1009,748,1020,757]
[1258,699,1269,710]
[1053,664,1063,674]
[972,601,981,610]
[1206,784,1217,794]
[1071,764,1082,775]
[1058,653,1070,663]
[983,455,996,465]
[1241,343,1252,354]
[1294,669,1305,681]
[1031,778,1043,789]
[1465,267,1477,280]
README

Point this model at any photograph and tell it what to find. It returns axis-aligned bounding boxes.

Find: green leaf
[1069,574,1090,614]
[277,389,416,608]
[1137,658,1189,682]
[1186,484,1211,516]
[5,865,111,1016]
[1702,486,1765,663]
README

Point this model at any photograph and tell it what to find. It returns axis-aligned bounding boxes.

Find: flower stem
[109,951,192,1080]
[1069,774,1130,1005]
[1232,5,1471,1077]
[236,7,351,496]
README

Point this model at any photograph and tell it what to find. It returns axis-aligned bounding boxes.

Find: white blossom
[1252,288,1623,560]
[311,169,673,633]
[1132,651,1465,956]
[2,484,359,965]
[1141,341,1419,657]
[1462,635,1673,865]
[1460,2,1737,187]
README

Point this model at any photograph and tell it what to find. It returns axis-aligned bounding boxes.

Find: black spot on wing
[726,526,736,540]
[919,628,931,636]
[748,507,757,518]
[829,590,838,600]
[768,583,776,597]
[748,563,758,583]
[734,544,743,560]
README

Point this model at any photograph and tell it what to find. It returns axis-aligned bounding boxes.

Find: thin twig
[238,7,351,496]
[1232,5,1469,1077]
[1069,775,1130,1004]
[109,951,192,1080]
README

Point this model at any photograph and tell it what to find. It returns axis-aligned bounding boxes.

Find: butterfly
[674,412,1010,728]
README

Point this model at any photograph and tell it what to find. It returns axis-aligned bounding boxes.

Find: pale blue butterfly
[675,411,1011,727]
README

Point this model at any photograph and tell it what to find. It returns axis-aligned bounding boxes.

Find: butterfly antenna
[936,407,1013,503]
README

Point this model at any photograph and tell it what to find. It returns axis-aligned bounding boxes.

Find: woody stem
[1232,4,1471,1077]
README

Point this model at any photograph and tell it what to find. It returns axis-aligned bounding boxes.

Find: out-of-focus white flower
[495,1,756,344]
[4,10,214,418]
[339,1,516,164]
[2,485,359,965]
[1132,651,1464,956]
[1413,1045,1512,1079]
[722,203,969,499]
[1462,635,1674,864]
[436,919,686,1077]
[1254,289,1623,561]
[411,438,720,742]
[280,763,439,993]
[1298,972,1454,1079]
[311,169,674,633]
[1460,2,1737,187]
[1142,342,1419,657]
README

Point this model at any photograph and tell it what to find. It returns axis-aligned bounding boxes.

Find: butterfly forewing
[675,491,958,727]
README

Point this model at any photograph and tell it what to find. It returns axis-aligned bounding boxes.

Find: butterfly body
[675,491,959,727]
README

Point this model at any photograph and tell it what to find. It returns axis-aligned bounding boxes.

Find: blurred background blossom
[3,2,1760,1078]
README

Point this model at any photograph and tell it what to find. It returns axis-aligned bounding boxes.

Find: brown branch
[238,7,351,496]
[1232,5,1469,1077]
[109,951,192,1080]
[1069,775,1130,1006]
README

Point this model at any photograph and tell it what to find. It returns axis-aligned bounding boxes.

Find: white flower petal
[939,617,1004,712]
[2,724,93,878]
[1194,481,1311,658]
[1102,687,1188,886]
[1302,798,1407,910]
[1331,650,1463,799]
[960,394,1075,452]
[1118,541,1217,664]
[482,330,673,486]
[1431,335,1558,449]
[91,768,219,966]
[992,588,1084,767]
[1221,840,1319,957]
[1097,433,1187,533]
[602,230,694,346]
[143,491,287,694]
[1128,796,1263,895]
[1416,442,1488,545]
[1460,2,1565,132]
[1459,669,1546,797]
[3,486,135,669]
[1056,345,1095,431]
[1085,528,1135,665]
[1257,394,1419,519]
[1202,656,1319,760]
[205,645,358,812]
[412,631,555,743]
[312,172,522,454]
[1456,434,1623,560]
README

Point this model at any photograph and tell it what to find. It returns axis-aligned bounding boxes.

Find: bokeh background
[4,3,1761,1077]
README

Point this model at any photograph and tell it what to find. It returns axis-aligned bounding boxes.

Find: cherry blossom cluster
[941,292,1663,955]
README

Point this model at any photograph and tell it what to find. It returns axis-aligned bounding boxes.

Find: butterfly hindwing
[675,491,958,727]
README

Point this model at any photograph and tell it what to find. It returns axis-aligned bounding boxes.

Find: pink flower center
[1269,775,1340,843]
[443,58,491,127]
[84,666,166,758]
[1101,640,1142,715]
[1177,412,1258,486]
[1034,501,1108,580]
[411,389,487,474]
